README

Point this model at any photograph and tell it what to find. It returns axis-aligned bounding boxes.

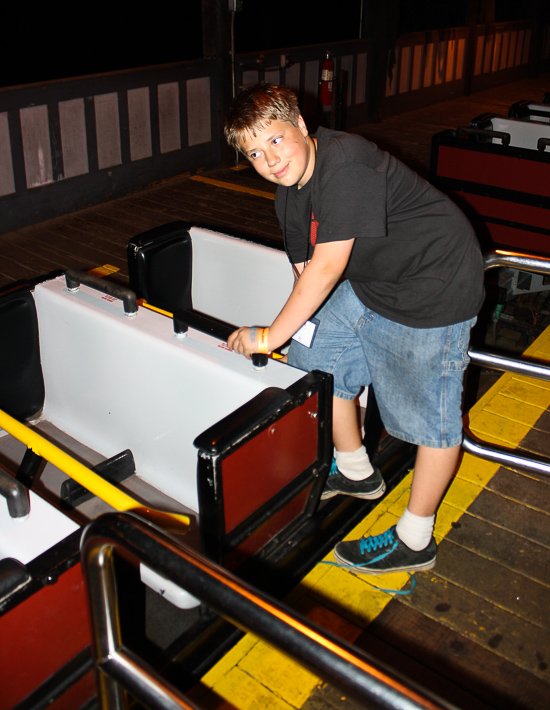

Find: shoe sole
[320,482,386,501]
[332,548,436,574]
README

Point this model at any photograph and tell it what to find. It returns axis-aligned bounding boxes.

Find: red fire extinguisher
[319,51,334,112]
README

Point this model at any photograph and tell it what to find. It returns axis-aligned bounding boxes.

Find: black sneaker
[333,525,437,574]
[321,459,386,500]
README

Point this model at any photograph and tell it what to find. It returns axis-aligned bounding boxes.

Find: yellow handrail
[0,408,190,533]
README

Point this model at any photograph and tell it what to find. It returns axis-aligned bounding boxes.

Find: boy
[225,84,484,574]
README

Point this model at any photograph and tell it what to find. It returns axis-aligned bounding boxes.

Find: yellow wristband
[257,327,269,354]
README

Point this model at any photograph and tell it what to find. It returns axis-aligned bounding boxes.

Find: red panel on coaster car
[196,372,332,568]
[431,117,550,256]
[222,394,318,534]
[0,560,93,709]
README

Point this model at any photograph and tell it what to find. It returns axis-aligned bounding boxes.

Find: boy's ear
[297,115,308,136]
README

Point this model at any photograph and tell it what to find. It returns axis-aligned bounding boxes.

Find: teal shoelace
[360,527,396,555]
[322,525,416,595]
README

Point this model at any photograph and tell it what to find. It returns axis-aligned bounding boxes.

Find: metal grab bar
[65,268,138,317]
[468,348,550,380]
[456,126,511,146]
[81,512,453,710]
[0,466,30,518]
[463,251,550,476]
[463,432,550,477]
[173,308,268,370]
[483,250,550,275]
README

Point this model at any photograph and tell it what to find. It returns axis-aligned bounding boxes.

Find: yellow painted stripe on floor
[191,174,275,200]
[87,264,119,277]
[198,325,550,710]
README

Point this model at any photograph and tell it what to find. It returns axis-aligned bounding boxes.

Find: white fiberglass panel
[524,103,550,123]
[35,276,302,513]
[489,116,550,150]
[0,490,78,564]
[190,227,294,327]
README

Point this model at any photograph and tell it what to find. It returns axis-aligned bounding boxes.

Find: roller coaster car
[430,113,550,257]
[0,223,411,709]
[508,98,550,123]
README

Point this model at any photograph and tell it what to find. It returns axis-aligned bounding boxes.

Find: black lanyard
[282,137,317,278]
[283,189,313,279]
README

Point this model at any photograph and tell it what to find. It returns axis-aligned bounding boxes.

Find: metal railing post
[465,250,550,476]
[81,513,454,710]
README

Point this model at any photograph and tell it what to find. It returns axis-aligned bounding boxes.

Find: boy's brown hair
[224,83,301,152]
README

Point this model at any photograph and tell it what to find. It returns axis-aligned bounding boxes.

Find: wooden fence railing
[0,19,548,234]
[0,60,220,233]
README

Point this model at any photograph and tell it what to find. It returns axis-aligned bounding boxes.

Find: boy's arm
[228,239,354,357]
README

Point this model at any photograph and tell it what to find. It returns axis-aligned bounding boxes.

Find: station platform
[1,73,549,709]
[188,323,550,709]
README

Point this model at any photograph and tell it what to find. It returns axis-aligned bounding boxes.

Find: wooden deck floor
[190,341,550,710]
[1,74,549,709]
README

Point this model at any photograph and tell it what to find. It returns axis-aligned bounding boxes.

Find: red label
[311,211,319,246]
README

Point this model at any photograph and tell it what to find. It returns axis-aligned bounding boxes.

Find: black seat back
[127,221,193,313]
[0,285,45,420]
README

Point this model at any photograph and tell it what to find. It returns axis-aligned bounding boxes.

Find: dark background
[2,1,529,88]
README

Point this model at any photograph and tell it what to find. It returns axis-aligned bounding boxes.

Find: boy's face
[240,115,314,189]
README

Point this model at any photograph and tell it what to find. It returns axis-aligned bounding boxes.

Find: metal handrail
[81,512,454,710]
[464,250,550,476]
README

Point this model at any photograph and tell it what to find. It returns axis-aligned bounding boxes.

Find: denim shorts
[288,280,476,448]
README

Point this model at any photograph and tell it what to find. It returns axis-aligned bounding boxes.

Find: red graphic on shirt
[311,211,319,246]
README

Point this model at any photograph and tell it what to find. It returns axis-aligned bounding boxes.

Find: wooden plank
[362,601,550,710]
[465,489,550,548]
[0,250,44,283]
[402,564,550,677]
[530,409,550,433]
[519,426,550,458]
[20,224,127,275]
[16,222,121,266]
[446,511,550,585]
[297,595,494,710]
[486,466,550,511]
[0,232,73,276]
[434,539,549,629]
[299,684,367,710]
[38,219,129,263]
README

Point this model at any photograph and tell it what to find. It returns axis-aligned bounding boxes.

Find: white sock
[334,445,374,481]
[396,508,435,551]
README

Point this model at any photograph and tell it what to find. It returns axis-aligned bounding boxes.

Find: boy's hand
[227,327,259,359]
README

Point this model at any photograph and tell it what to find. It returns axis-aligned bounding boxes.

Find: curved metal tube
[483,251,550,275]
[465,251,550,476]
[468,348,550,381]
[463,431,550,477]
[82,513,451,710]
[65,268,138,317]
[0,468,30,518]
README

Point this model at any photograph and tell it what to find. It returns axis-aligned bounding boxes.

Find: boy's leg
[394,444,460,551]
[321,396,386,500]
[287,282,385,500]
[332,396,362,451]
[332,315,475,573]
[407,444,461,517]
[332,444,459,571]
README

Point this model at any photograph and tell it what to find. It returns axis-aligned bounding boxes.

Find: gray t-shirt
[275,127,485,328]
